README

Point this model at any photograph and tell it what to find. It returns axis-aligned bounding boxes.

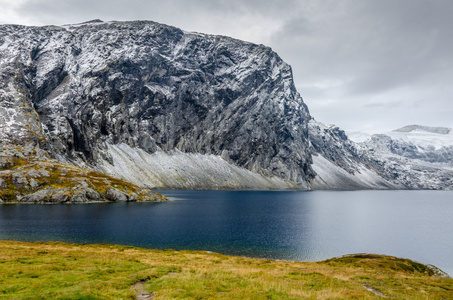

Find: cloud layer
[2,0,452,132]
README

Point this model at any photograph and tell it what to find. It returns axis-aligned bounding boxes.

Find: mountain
[308,120,400,190]
[1,20,452,198]
[347,125,453,189]
[0,19,315,199]
[306,122,453,190]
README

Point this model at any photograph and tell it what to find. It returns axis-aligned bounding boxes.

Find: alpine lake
[1,190,452,276]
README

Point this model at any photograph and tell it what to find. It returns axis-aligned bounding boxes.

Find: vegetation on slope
[0,241,451,299]
[0,145,166,203]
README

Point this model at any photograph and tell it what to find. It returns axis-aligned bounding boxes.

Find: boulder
[12,174,28,189]
[29,178,40,189]
[105,188,128,202]
[85,188,102,201]
[19,188,70,203]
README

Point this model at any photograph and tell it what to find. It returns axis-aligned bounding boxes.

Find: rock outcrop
[0,144,166,203]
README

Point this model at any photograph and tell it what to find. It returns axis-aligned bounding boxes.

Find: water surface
[0,190,452,275]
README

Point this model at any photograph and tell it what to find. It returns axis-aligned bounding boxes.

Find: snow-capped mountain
[1,20,452,195]
[347,125,453,189]
[0,20,313,191]
[349,125,453,166]
[308,120,400,190]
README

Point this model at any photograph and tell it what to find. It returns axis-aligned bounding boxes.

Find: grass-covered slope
[0,146,166,203]
[0,241,451,299]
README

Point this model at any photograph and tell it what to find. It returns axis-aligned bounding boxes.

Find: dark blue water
[1,190,452,275]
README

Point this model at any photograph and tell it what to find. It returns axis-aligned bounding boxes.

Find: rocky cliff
[1,20,452,196]
[0,20,314,195]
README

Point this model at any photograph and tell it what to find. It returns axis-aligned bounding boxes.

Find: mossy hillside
[0,146,166,203]
[0,241,451,299]
[322,253,446,276]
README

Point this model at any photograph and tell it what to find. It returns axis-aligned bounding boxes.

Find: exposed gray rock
[17,185,154,203]
[309,120,453,190]
[85,188,102,201]
[128,192,138,201]
[70,194,88,203]
[363,133,453,165]
[356,128,453,190]
[19,190,52,203]
[136,189,167,202]
[0,20,314,189]
[81,181,89,188]
[50,192,69,203]
[308,119,400,190]
[27,169,43,178]
[12,174,28,189]
[19,187,100,203]
[105,188,128,202]
[70,188,101,203]
[39,169,50,177]
[0,178,5,189]
[309,120,359,174]
[29,178,40,189]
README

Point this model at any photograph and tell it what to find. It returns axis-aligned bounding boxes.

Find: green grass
[0,241,451,299]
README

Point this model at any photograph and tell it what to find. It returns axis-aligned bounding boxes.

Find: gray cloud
[2,0,453,132]
[269,0,453,131]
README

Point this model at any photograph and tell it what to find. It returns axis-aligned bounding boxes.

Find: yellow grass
[0,241,451,299]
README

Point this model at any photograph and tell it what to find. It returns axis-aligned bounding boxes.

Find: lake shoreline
[1,239,450,276]
[2,190,452,277]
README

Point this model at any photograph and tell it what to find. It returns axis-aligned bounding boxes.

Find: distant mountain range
[345,125,453,189]
[0,20,451,202]
[310,123,453,190]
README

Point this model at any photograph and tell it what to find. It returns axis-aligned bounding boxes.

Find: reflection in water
[0,190,452,276]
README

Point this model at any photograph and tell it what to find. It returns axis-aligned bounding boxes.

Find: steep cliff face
[0,20,314,190]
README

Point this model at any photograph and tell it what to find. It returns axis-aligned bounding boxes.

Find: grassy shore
[0,241,451,299]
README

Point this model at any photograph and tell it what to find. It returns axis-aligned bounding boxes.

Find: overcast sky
[1,0,452,132]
